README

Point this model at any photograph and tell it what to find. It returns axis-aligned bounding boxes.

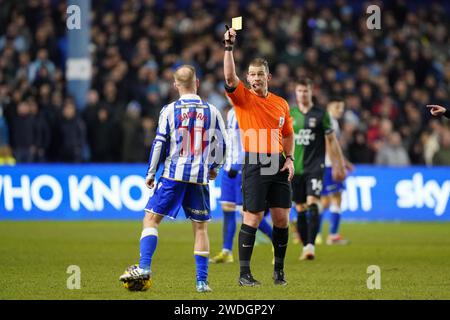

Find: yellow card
[232,16,242,30]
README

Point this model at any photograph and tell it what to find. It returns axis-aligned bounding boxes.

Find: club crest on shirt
[309,117,317,128]
[279,116,285,127]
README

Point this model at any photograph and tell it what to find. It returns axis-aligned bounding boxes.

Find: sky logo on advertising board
[395,173,450,216]
[0,174,150,212]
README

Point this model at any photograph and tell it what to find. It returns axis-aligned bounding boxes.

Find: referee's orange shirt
[226,80,293,154]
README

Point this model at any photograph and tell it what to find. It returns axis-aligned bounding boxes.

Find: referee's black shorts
[242,153,292,213]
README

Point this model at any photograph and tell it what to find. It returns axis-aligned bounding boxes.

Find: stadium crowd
[0,0,449,165]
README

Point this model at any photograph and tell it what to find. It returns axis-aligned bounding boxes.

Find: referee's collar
[179,94,201,101]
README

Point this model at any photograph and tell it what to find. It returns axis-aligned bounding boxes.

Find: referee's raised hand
[224,26,236,45]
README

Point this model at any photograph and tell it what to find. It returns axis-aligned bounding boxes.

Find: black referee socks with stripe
[272,226,289,271]
[238,223,257,276]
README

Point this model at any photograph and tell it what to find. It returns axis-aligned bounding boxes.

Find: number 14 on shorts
[311,178,322,193]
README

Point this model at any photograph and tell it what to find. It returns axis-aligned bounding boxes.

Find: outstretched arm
[427,104,450,118]
[223,27,239,89]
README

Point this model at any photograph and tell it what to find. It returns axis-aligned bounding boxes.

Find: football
[121,265,152,292]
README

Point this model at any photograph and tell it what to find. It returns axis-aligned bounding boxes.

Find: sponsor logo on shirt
[295,129,316,145]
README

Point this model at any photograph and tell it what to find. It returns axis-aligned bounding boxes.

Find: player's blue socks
[194,252,209,282]
[258,218,273,240]
[317,211,324,234]
[330,205,342,235]
[223,211,237,251]
[139,227,158,270]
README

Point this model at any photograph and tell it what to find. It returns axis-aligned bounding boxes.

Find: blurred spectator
[142,116,156,162]
[408,130,428,165]
[10,101,35,163]
[83,89,101,155]
[0,105,9,147]
[0,100,13,165]
[58,99,85,163]
[375,131,410,166]
[15,52,31,81]
[0,145,15,165]
[121,101,145,162]
[432,128,450,166]
[44,90,64,162]
[28,97,50,162]
[91,107,116,162]
[28,48,55,83]
[99,80,125,120]
[348,130,374,164]
[372,96,399,120]
[423,120,443,165]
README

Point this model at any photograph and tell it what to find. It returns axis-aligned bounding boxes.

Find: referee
[223,27,294,286]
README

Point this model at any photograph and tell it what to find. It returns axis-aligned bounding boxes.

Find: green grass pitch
[1,220,450,299]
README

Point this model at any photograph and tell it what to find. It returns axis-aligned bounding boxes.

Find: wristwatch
[286,155,295,161]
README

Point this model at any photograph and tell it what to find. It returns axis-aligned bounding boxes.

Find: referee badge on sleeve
[279,116,285,127]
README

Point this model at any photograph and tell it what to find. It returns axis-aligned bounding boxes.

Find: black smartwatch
[286,155,295,161]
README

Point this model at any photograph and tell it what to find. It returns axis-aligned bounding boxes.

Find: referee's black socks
[307,203,320,245]
[272,226,289,271]
[296,210,308,247]
[238,224,257,276]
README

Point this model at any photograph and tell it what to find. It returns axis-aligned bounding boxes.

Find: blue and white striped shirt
[147,94,228,185]
[223,108,244,172]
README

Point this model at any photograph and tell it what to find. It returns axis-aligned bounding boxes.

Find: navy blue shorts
[291,171,323,204]
[145,177,211,222]
[321,167,345,196]
[219,170,243,206]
